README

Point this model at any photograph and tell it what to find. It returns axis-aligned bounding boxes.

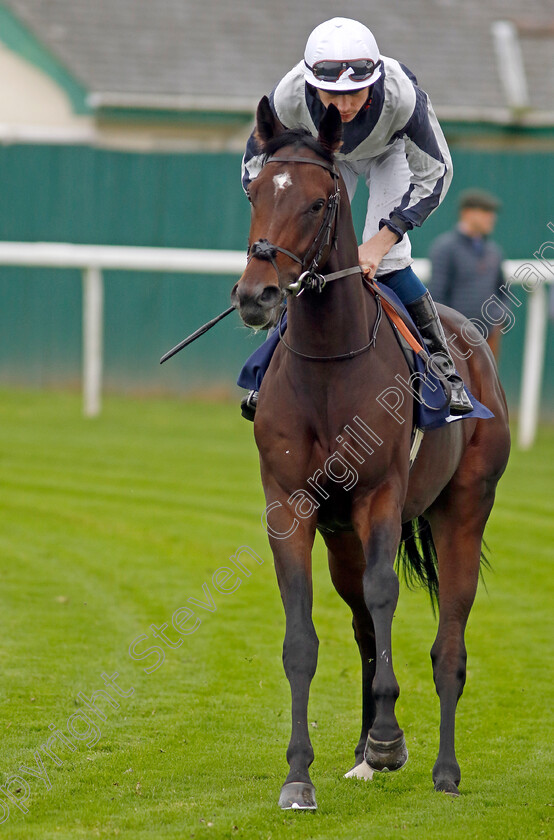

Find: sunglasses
[307,58,380,83]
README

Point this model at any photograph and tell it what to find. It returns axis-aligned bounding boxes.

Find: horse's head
[231,96,343,329]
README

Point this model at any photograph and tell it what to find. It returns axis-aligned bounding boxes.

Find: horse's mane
[262,127,335,165]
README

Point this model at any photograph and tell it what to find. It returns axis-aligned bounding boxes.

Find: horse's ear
[255,96,286,149]
[317,104,343,153]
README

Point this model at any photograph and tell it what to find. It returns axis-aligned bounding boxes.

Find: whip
[160,305,235,364]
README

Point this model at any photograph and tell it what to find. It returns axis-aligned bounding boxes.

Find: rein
[277,291,383,362]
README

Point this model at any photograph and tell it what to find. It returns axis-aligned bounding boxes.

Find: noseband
[247,155,342,295]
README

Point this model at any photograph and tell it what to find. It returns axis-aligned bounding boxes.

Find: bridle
[246,152,382,362]
[247,155,358,295]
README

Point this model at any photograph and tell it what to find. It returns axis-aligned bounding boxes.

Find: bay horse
[231,97,510,809]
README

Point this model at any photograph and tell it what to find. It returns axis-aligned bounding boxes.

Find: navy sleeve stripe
[389,84,451,230]
[401,87,445,165]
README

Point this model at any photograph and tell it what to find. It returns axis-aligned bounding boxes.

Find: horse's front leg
[353,485,408,772]
[323,531,377,778]
[265,492,319,809]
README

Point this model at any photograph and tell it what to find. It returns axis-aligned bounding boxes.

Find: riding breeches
[338,139,415,277]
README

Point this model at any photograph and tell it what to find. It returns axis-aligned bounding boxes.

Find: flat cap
[458,189,502,212]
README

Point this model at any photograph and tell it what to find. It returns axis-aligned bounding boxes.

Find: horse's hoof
[434,778,460,797]
[344,759,374,780]
[364,733,408,772]
[278,781,317,810]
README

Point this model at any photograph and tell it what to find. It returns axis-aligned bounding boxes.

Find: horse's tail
[396,517,491,616]
[396,516,439,615]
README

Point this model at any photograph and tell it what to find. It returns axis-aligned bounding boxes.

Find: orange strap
[380,296,424,355]
[365,280,424,355]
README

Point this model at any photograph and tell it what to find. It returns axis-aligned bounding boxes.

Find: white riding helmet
[304,17,382,92]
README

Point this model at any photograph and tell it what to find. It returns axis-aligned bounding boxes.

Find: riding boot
[406,291,473,415]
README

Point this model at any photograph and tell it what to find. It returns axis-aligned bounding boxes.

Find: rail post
[82,266,104,418]
[518,283,548,449]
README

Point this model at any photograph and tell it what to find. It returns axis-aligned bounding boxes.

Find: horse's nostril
[259,286,282,307]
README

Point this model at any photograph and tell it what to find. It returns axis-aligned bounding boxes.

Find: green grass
[0,390,552,839]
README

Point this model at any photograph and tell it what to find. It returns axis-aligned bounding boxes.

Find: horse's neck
[287,269,370,359]
[286,182,371,359]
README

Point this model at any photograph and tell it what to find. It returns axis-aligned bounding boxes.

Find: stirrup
[240,390,258,421]
[429,352,473,415]
[448,377,474,415]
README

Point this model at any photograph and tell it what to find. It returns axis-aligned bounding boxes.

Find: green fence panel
[0,267,82,387]
[102,272,263,395]
[409,149,554,261]
[0,145,251,248]
[0,143,552,413]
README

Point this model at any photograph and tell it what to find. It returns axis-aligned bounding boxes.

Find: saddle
[364,280,425,357]
[365,280,492,437]
[236,282,493,448]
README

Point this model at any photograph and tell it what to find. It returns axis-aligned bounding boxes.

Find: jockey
[240,16,473,419]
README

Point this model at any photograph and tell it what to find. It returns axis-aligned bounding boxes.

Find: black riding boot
[406,291,473,416]
[240,317,285,421]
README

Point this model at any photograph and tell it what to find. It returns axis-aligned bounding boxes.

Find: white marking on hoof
[344,759,374,780]
[273,172,292,194]
[288,801,316,810]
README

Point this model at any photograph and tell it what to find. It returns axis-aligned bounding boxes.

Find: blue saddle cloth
[237,284,494,431]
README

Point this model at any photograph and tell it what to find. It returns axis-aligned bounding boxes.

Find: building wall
[0,143,552,413]
[0,15,252,151]
[0,41,89,128]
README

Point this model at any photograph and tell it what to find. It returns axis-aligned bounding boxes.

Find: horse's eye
[309,199,325,214]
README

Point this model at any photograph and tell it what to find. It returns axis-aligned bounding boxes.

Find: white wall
[0,41,93,130]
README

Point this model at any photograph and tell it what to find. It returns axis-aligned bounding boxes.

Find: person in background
[429,189,504,360]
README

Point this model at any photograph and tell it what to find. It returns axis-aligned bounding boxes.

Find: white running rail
[0,243,550,449]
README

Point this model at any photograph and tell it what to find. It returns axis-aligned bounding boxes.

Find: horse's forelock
[262,129,335,166]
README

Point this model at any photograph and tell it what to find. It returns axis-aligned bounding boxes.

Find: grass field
[0,390,552,840]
